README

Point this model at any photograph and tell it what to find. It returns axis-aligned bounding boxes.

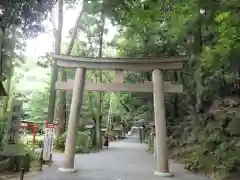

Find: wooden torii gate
[51,54,187,177]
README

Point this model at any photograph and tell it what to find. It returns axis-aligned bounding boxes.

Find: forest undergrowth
[168,97,240,180]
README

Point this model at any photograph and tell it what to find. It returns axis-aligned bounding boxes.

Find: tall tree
[48,0,65,125]
[55,7,85,139]
[94,0,105,151]
[1,24,17,116]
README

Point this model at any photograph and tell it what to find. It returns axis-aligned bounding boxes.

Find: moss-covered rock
[227,117,240,136]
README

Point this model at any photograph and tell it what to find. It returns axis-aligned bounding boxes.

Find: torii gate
[50,53,187,177]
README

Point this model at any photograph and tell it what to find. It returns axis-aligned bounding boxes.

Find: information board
[43,123,55,161]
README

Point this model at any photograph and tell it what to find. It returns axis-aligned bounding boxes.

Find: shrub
[54,131,92,153]
[0,157,10,172]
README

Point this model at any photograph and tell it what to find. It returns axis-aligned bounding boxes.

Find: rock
[229,107,240,118]
[227,117,240,136]
[208,97,240,116]
[208,99,224,114]
[223,97,240,107]
[214,109,229,119]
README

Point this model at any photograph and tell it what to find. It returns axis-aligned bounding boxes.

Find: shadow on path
[37,136,210,180]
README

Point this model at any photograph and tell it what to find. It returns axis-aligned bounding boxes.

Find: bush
[54,131,92,153]
[0,157,10,172]
[169,117,240,179]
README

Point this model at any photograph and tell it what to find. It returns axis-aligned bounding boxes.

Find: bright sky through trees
[18,7,116,93]
[26,7,116,57]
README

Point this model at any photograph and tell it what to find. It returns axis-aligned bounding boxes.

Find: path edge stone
[58,167,77,173]
[154,171,174,177]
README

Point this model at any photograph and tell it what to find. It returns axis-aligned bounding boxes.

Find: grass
[22,134,44,142]
[20,134,44,149]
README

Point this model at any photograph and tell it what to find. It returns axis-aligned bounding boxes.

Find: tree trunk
[0,29,5,119]
[2,70,12,115]
[193,12,203,121]
[95,4,105,151]
[54,0,64,138]
[96,75,102,150]
[1,25,16,119]
[106,93,113,135]
[173,71,178,118]
[56,7,84,139]
[87,91,97,147]
[48,0,63,124]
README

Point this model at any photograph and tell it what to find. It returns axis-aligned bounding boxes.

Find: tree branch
[65,10,84,55]
[50,11,57,39]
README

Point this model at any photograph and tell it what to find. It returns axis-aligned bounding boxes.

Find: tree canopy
[1,0,240,179]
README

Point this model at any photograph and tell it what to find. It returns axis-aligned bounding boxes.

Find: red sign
[46,123,55,128]
[45,120,57,129]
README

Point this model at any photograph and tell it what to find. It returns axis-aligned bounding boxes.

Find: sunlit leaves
[215,12,231,23]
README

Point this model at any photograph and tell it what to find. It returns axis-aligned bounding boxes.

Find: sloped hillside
[169,97,240,180]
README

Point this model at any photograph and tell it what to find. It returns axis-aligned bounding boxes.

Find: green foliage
[0,0,55,36]
[0,157,10,172]
[26,85,50,122]
[170,108,240,176]
[181,140,239,174]
[54,131,92,153]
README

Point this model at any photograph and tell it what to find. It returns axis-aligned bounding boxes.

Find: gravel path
[37,136,210,180]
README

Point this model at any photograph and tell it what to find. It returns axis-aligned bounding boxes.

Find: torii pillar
[152,69,173,177]
[58,68,86,172]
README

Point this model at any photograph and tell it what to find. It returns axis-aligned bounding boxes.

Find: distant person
[38,129,44,135]
[104,134,109,149]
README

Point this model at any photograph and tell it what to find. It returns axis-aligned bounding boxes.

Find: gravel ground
[36,136,210,180]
